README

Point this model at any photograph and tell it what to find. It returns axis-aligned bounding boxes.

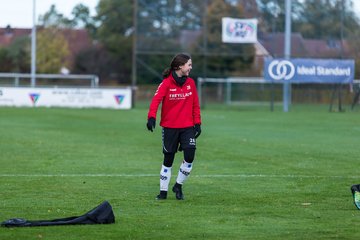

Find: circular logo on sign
[268,60,295,80]
[226,22,255,38]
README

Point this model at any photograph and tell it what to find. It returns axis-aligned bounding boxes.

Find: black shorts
[162,127,196,154]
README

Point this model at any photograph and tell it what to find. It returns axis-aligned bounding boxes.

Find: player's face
[179,59,192,76]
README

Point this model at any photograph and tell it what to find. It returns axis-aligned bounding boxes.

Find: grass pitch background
[1,104,360,239]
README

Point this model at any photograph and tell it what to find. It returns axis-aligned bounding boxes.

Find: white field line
[0,173,358,178]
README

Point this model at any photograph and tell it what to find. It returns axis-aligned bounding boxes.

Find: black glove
[147,118,156,132]
[194,124,201,138]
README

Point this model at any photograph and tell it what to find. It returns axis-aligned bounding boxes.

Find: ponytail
[162,68,171,78]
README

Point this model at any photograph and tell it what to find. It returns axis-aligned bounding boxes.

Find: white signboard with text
[0,87,132,109]
[222,18,258,43]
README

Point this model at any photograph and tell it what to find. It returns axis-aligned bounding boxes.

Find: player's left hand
[194,124,201,138]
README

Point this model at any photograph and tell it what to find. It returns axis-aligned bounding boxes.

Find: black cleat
[172,183,184,200]
[156,191,167,200]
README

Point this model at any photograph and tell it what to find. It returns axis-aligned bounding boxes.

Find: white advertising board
[0,87,132,109]
[222,18,258,43]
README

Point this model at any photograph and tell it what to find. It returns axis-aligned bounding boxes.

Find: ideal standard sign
[264,58,355,83]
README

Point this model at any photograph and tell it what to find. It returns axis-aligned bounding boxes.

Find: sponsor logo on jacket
[169,91,192,100]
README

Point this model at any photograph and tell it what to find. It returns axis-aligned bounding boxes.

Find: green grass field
[1,104,360,239]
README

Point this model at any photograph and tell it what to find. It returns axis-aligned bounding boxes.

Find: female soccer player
[146,53,201,200]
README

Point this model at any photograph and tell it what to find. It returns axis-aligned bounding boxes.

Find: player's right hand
[147,118,156,132]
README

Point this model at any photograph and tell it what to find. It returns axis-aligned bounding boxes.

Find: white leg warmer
[176,160,193,185]
[160,165,172,191]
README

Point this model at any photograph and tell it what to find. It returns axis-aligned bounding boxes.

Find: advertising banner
[264,58,355,83]
[222,18,258,43]
[0,87,132,109]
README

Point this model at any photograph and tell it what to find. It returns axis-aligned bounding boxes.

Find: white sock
[160,165,172,191]
[176,160,193,185]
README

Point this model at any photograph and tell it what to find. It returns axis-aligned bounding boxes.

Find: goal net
[197,77,358,109]
[197,77,282,108]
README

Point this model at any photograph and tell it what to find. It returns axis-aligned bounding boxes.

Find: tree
[71,4,98,36]
[39,4,97,31]
[0,36,30,73]
[196,0,256,77]
[135,0,205,83]
[137,0,204,40]
[136,0,203,54]
[293,0,360,40]
[36,28,70,73]
[38,4,74,28]
[257,0,360,40]
[94,0,133,83]
[0,48,14,72]
[72,46,116,82]
[7,36,31,73]
[257,0,303,33]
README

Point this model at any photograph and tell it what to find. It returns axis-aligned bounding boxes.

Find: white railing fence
[0,73,99,88]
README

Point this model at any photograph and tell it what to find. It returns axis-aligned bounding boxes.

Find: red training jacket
[147,73,201,128]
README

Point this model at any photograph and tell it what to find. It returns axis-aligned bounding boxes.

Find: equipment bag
[351,184,360,210]
[1,200,115,227]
